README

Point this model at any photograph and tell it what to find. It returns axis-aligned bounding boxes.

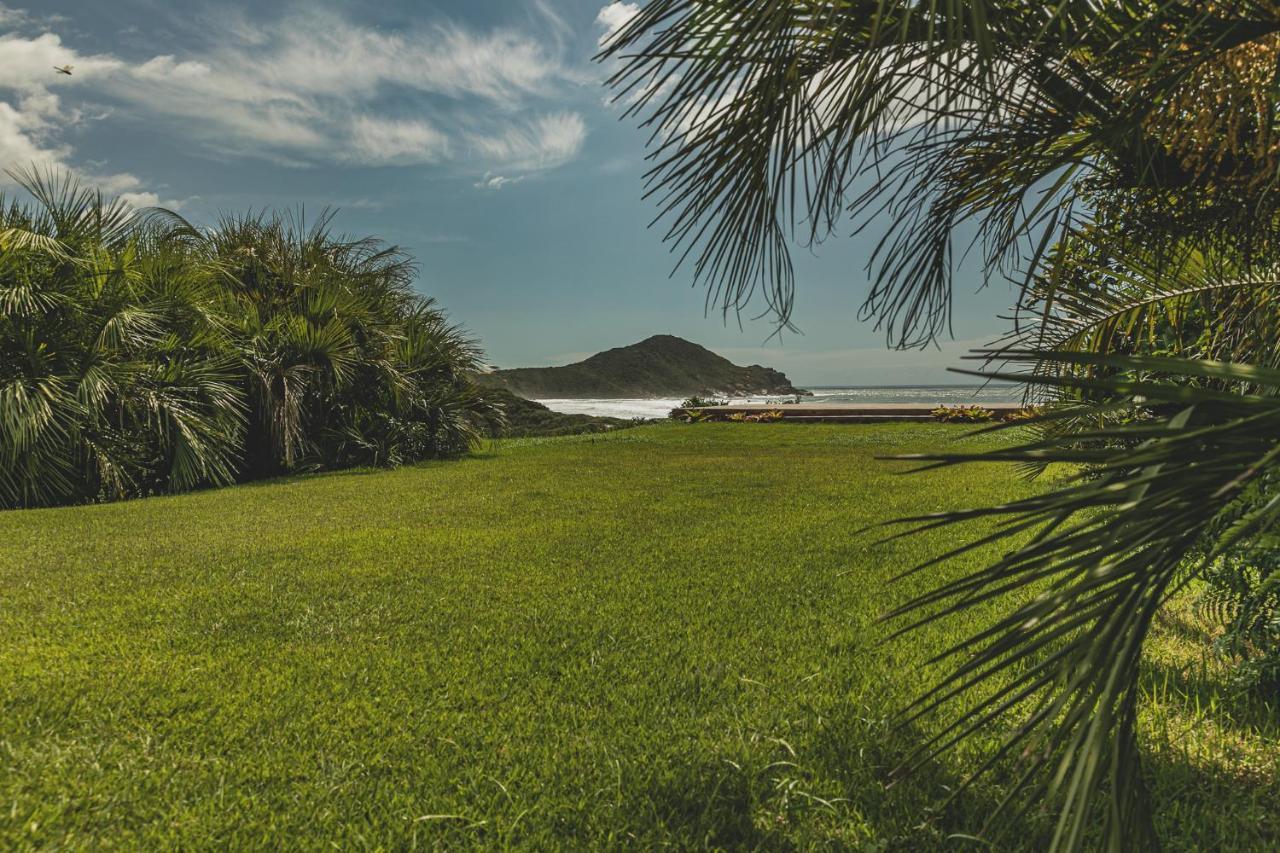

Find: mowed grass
[1,423,1276,849]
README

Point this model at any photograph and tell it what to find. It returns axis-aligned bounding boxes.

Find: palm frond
[605,2,1280,346]
[883,352,1280,849]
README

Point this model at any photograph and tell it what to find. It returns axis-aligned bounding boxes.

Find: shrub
[1005,405,1045,422]
[679,395,729,408]
[931,404,996,423]
[0,170,497,508]
[675,407,784,424]
[671,397,728,421]
[1200,546,1280,692]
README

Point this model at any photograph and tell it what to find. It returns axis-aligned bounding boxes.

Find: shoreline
[535,386,1025,420]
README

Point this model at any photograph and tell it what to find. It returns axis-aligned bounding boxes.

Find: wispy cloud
[0,2,65,30]
[467,112,587,172]
[474,172,525,191]
[0,3,591,199]
[348,116,450,166]
[112,11,583,169]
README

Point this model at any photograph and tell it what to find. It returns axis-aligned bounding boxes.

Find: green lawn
[1,424,1275,849]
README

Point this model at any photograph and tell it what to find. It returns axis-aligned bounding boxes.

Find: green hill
[477,335,806,399]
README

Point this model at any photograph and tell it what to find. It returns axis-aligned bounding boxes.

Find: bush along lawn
[1,424,1275,849]
[0,170,498,510]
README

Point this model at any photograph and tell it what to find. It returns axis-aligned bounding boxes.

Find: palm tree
[150,206,499,478]
[0,170,243,508]
[1,172,498,507]
[604,3,1280,849]
[319,301,501,468]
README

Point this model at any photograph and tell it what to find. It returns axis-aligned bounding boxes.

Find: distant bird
[54,65,73,76]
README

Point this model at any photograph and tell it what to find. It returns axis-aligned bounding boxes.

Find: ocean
[536,384,1024,420]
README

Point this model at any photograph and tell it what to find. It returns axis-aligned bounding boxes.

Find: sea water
[536,384,1024,420]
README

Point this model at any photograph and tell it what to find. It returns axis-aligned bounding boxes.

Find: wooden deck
[679,402,1025,423]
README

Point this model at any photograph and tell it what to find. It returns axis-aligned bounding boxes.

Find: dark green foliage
[882,354,1280,849]
[1201,551,1280,692]
[0,171,244,507]
[477,334,804,398]
[0,170,496,508]
[601,1,1280,346]
[670,395,730,421]
[679,395,729,408]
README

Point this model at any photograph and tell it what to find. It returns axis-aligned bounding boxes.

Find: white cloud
[0,31,123,89]
[467,112,587,172]
[531,0,573,44]
[114,14,564,107]
[348,116,450,166]
[596,3,640,47]
[401,24,564,103]
[117,191,160,209]
[87,172,147,195]
[0,5,592,200]
[134,55,212,81]
[474,172,525,191]
[111,190,187,212]
[0,99,70,166]
[595,4,675,113]
[0,31,139,193]
[106,13,575,164]
[177,14,590,174]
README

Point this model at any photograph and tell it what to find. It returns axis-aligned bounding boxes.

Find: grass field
[1,424,1276,849]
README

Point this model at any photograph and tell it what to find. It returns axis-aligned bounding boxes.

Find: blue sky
[1,0,1017,385]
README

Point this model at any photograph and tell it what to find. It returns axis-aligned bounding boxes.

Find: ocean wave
[536,385,1022,419]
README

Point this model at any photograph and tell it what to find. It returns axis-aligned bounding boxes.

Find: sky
[0,0,1019,386]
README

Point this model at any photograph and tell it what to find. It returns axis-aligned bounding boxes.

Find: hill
[477,335,806,399]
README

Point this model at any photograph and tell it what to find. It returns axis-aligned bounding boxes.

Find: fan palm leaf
[2,170,494,503]
[0,171,244,506]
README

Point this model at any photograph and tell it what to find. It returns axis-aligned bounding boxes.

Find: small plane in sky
[54,65,73,75]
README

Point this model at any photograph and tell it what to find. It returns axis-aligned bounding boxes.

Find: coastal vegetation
[0,170,497,509]
[2,425,1273,849]
[930,405,997,424]
[678,395,730,409]
[483,388,638,437]
[604,2,1280,848]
